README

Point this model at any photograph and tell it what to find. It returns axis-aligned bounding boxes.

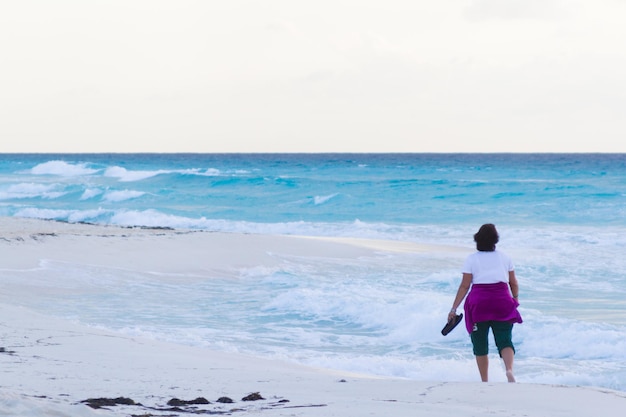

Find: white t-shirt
[462,250,514,284]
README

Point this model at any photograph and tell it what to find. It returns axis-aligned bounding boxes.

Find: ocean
[1,153,625,390]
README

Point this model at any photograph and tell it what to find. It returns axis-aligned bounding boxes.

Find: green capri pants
[470,321,515,357]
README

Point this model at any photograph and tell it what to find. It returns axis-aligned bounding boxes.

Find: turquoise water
[2,153,625,227]
[1,153,625,389]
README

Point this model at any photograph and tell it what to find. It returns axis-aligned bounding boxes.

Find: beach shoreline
[2,217,626,416]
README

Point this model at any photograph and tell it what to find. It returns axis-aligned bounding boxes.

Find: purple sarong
[463,282,523,334]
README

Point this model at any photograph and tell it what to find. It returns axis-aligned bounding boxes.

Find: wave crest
[30,161,98,177]
[314,193,339,205]
[104,166,165,182]
[0,183,66,200]
[102,190,146,202]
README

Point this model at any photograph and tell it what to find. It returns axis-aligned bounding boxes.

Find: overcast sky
[1,0,625,153]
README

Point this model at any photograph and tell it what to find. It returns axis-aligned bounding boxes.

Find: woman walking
[448,223,523,382]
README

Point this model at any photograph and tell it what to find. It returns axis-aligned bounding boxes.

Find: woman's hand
[448,311,457,322]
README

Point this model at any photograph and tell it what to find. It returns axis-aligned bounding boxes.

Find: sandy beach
[2,217,626,416]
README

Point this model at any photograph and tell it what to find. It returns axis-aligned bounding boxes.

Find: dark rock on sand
[81,397,136,409]
[241,392,264,401]
[167,397,210,406]
[216,396,234,403]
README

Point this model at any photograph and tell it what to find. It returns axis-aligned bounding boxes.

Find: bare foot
[506,370,516,383]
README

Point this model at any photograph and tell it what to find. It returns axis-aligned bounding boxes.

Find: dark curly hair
[474,223,499,251]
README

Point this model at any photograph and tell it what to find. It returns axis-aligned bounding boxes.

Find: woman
[448,223,523,383]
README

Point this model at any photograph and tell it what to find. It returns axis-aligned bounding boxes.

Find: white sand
[1,217,626,416]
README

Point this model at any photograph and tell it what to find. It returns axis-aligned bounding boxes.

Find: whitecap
[313,193,339,205]
[80,188,103,200]
[102,190,146,202]
[101,165,251,182]
[67,208,112,223]
[104,166,165,182]
[110,209,202,228]
[200,168,222,176]
[30,160,98,176]
[0,183,66,200]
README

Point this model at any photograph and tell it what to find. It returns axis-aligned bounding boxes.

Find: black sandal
[441,313,463,336]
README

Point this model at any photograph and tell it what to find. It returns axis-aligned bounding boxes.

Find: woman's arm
[448,273,472,322]
[509,270,519,300]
